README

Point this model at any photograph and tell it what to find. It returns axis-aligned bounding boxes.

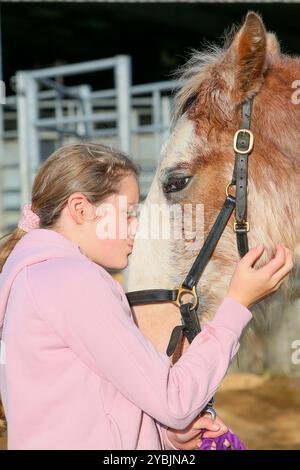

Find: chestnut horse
[128,12,300,375]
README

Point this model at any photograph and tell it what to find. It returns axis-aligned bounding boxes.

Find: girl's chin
[100,257,128,271]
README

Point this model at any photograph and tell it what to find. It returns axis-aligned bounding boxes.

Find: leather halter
[126,97,254,414]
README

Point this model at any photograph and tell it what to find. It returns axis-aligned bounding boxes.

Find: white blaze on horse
[127,12,300,373]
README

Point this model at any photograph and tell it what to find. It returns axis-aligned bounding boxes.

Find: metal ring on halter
[203,406,217,421]
[225,181,249,197]
[225,182,236,197]
[175,284,198,310]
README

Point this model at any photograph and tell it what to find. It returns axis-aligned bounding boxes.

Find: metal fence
[0,55,178,235]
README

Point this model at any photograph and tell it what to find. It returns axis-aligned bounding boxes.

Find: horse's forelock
[173,45,224,122]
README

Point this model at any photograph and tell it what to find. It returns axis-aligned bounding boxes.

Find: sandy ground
[0,373,299,450]
[216,373,300,450]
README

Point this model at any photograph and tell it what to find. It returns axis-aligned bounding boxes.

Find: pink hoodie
[0,228,252,450]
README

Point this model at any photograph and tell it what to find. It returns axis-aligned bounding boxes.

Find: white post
[152,89,161,161]
[78,84,94,139]
[162,96,172,141]
[115,56,132,288]
[16,72,40,205]
[115,55,131,153]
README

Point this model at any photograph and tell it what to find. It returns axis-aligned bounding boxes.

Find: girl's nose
[129,218,139,238]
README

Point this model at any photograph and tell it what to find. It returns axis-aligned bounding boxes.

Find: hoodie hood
[0,229,84,332]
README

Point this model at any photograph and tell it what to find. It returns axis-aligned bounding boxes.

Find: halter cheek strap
[231,99,253,257]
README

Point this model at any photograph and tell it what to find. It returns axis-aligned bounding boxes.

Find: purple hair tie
[199,429,246,450]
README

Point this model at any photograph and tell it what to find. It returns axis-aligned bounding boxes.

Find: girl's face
[83,174,140,270]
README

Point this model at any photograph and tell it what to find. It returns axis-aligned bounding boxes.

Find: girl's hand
[227,243,293,308]
[166,413,228,450]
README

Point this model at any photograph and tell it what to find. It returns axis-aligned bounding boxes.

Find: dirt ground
[214,373,300,450]
[0,373,299,450]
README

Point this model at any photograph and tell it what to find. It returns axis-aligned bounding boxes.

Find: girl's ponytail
[0,228,26,273]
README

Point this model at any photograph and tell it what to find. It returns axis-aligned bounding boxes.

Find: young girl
[0,143,293,450]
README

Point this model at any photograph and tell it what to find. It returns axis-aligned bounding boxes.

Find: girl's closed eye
[127,205,139,219]
[127,210,137,219]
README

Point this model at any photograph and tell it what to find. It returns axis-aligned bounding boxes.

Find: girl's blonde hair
[0,142,140,273]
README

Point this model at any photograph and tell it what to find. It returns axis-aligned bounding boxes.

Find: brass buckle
[233,129,254,154]
[175,284,198,309]
[233,221,250,232]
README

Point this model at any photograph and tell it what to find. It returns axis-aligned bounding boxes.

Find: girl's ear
[68,192,93,224]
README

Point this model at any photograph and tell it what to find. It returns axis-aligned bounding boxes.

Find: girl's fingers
[192,416,220,432]
[202,422,228,438]
[258,244,286,277]
[270,247,293,286]
[202,428,228,439]
[201,417,228,438]
[239,244,265,268]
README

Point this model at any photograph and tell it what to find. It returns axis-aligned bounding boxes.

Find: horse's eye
[163,176,191,194]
